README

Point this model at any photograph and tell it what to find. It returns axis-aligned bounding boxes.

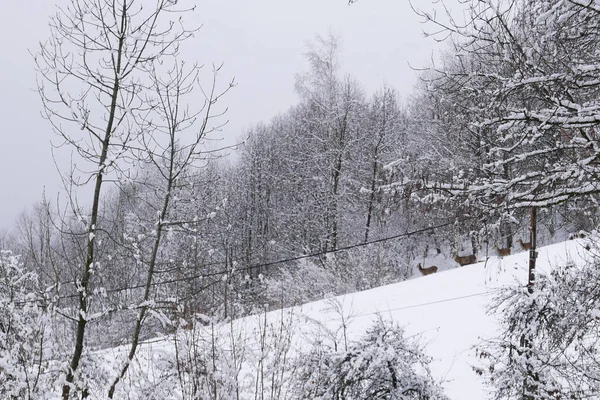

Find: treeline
[4,36,424,328]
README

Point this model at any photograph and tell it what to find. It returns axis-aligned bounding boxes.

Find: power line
[231,219,456,275]
[327,289,502,322]
[270,289,503,333]
[17,218,460,305]
[142,289,503,350]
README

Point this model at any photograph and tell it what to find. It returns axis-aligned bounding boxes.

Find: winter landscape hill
[97,239,591,399]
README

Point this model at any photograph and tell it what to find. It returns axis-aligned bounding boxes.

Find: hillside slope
[283,240,590,398]
[101,239,590,399]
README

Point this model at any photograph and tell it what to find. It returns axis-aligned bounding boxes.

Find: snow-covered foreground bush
[478,239,600,399]
[171,310,297,400]
[0,250,54,399]
[97,307,447,399]
[294,316,448,399]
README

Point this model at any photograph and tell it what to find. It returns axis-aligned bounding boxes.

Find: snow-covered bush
[335,245,411,290]
[478,242,600,399]
[293,316,448,399]
[265,245,408,310]
[0,250,53,399]
[172,321,244,400]
[172,308,296,400]
[264,259,340,307]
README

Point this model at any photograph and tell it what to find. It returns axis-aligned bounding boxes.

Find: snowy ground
[102,239,592,399]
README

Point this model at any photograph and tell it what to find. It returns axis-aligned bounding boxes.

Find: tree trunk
[61,10,126,397]
[364,160,378,243]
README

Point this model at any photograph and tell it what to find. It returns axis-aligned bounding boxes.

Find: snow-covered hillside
[101,239,592,399]
[275,240,592,399]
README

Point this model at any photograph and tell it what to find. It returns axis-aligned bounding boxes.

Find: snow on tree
[414,0,600,211]
[476,240,600,398]
[0,250,53,399]
[293,316,448,399]
[408,2,600,396]
[34,0,231,397]
[295,34,366,251]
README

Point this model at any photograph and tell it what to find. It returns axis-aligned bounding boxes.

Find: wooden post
[527,207,537,294]
[522,206,540,398]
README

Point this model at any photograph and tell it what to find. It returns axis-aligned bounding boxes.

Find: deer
[517,238,532,250]
[569,231,587,240]
[494,244,511,257]
[454,253,477,266]
[417,263,438,276]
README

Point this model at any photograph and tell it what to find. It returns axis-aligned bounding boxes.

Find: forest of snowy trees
[2,0,600,398]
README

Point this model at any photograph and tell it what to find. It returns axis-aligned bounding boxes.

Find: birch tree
[295,35,365,251]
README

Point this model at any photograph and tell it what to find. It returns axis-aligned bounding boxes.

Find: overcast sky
[0,0,447,232]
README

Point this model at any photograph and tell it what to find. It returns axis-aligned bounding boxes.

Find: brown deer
[569,231,587,240]
[417,263,438,276]
[494,244,511,257]
[517,238,532,250]
[454,253,477,266]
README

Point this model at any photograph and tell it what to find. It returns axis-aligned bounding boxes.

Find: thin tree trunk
[364,160,378,243]
[61,8,126,398]
[107,136,176,398]
[330,152,343,250]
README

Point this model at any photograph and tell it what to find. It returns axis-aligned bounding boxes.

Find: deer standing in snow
[517,238,532,250]
[569,231,587,240]
[494,244,511,257]
[417,263,438,276]
[454,253,477,266]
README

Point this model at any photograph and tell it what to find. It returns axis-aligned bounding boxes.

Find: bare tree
[361,86,404,242]
[33,0,210,397]
[295,34,365,251]
[107,59,232,397]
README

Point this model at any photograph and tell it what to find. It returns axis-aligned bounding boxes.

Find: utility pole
[527,207,537,294]
[523,206,539,399]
